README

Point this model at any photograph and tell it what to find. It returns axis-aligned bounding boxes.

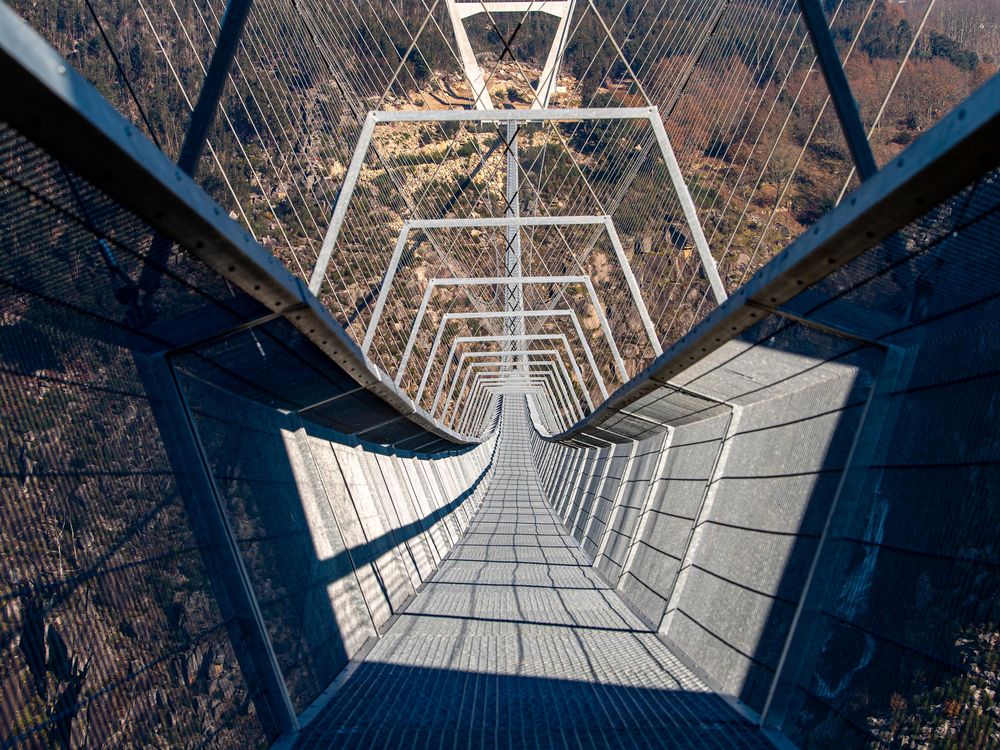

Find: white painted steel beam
[464,371,567,430]
[372,107,652,123]
[455,366,574,432]
[647,114,727,304]
[442,349,573,433]
[449,357,582,428]
[444,355,575,426]
[440,1,574,110]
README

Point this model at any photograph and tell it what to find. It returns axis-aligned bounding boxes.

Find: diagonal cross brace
[445,0,575,110]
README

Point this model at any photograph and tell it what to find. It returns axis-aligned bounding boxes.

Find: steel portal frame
[455,362,577,430]
[473,381,558,432]
[308,107,725,306]
[446,351,581,425]
[464,371,567,430]
[447,355,583,428]
[453,350,574,434]
[445,350,572,432]
[468,370,561,414]
[460,375,562,434]
[464,370,571,432]
[445,0,575,110]
[431,332,589,416]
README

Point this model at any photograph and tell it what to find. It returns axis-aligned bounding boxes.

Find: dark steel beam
[177,0,253,176]
[797,0,878,180]
[139,0,252,314]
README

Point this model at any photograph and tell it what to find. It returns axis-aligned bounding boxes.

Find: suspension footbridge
[1,0,998,748]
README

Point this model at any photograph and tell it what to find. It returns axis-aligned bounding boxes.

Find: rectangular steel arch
[431,333,589,416]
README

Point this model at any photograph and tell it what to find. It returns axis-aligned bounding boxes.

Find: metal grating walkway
[292,402,772,749]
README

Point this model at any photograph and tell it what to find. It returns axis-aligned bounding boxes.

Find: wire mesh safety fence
[2,0,999,747]
[529,166,1000,748]
[771,168,1000,750]
[0,109,495,745]
[9,0,991,431]
[0,123,273,747]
